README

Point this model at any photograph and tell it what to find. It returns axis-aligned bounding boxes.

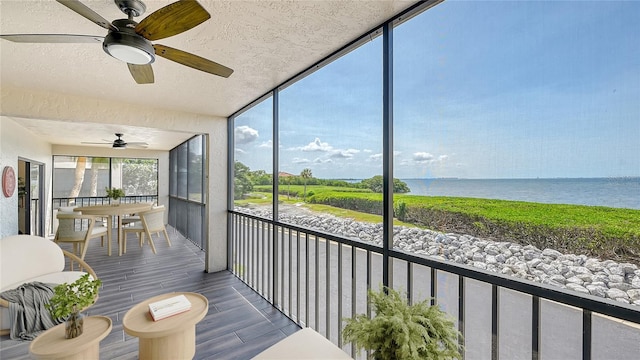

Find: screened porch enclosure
[228,0,640,358]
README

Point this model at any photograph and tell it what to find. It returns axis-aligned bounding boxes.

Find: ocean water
[401,178,640,210]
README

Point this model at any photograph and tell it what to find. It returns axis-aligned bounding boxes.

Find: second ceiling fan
[0,0,233,84]
[82,133,148,149]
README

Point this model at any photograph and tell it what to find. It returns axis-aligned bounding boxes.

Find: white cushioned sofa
[0,234,98,335]
[251,328,353,359]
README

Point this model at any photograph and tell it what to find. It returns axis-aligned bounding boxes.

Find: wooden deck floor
[0,227,300,359]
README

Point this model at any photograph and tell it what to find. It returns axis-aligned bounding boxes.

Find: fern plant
[343,287,462,360]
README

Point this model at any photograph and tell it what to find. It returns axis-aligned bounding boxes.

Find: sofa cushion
[0,271,89,330]
[0,235,65,292]
[1,271,90,295]
[251,328,353,359]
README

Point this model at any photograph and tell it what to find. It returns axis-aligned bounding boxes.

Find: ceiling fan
[82,133,148,149]
[0,0,233,84]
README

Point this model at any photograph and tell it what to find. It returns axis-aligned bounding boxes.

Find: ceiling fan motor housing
[103,19,155,65]
[113,133,127,148]
[112,141,127,148]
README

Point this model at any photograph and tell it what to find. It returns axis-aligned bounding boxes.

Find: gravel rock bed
[239,205,640,306]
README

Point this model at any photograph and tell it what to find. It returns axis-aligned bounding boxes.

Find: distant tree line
[234,161,410,199]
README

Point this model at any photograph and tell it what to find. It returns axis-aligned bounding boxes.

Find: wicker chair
[54,213,110,261]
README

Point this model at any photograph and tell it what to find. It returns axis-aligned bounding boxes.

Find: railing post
[532,296,540,360]
[492,284,499,360]
[583,310,592,360]
[459,276,465,359]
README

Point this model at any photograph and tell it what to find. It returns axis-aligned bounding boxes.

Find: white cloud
[413,152,449,165]
[234,126,259,144]
[330,148,360,159]
[368,152,401,162]
[299,138,333,152]
[314,158,333,164]
[235,148,246,154]
[363,149,373,153]
[413,152,435,164]
[292,157,311,164]
[259,140,273,148]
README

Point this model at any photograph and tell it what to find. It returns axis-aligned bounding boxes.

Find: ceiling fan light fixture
[103,19,155,65]
[105,43,153,64]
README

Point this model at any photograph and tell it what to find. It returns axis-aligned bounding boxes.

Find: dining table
[75,203,153,256]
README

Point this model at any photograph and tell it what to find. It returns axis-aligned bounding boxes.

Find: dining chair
[120,204,161,227]
[54,213,110,262]
[120,214,140,227]
[57,206,108,248]
[122,206,171,254]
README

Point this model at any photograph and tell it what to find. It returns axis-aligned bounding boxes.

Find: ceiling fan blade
[128,63,155,84]
[135,1,210,41]
[127,143,149,148]
[81,142,111,145]
[154,44,233,78]
[0,34,103,43]
[56,0,118,32]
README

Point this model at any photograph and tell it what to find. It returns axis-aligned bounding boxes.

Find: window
[188,135,204,202]
[53,156,110,198]
[278,35,384,237]
[168,135,207,248]
[233,97,274,219]
[117,158,158,196]
[169,135,206,201]
[393,2,640,357]
[53,156,158,202]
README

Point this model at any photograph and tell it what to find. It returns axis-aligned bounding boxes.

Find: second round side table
[123,292,209,360]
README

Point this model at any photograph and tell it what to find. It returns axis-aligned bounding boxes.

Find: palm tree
[300,168,312,201]
[69,157,87,198]
[89,158,109,197]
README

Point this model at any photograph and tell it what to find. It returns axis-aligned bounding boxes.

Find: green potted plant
[343,286,462,360]
[105,187,125,205]
[46,274,102,339]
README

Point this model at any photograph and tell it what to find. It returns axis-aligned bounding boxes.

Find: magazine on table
[148,294,192,321]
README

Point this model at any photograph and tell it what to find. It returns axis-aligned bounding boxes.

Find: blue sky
[235,0,640,180]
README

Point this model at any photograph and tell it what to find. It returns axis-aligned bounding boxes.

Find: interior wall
[0,117,53,238]
[1,87,229,272]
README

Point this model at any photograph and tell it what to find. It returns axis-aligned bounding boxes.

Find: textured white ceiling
[0,0,417,149]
